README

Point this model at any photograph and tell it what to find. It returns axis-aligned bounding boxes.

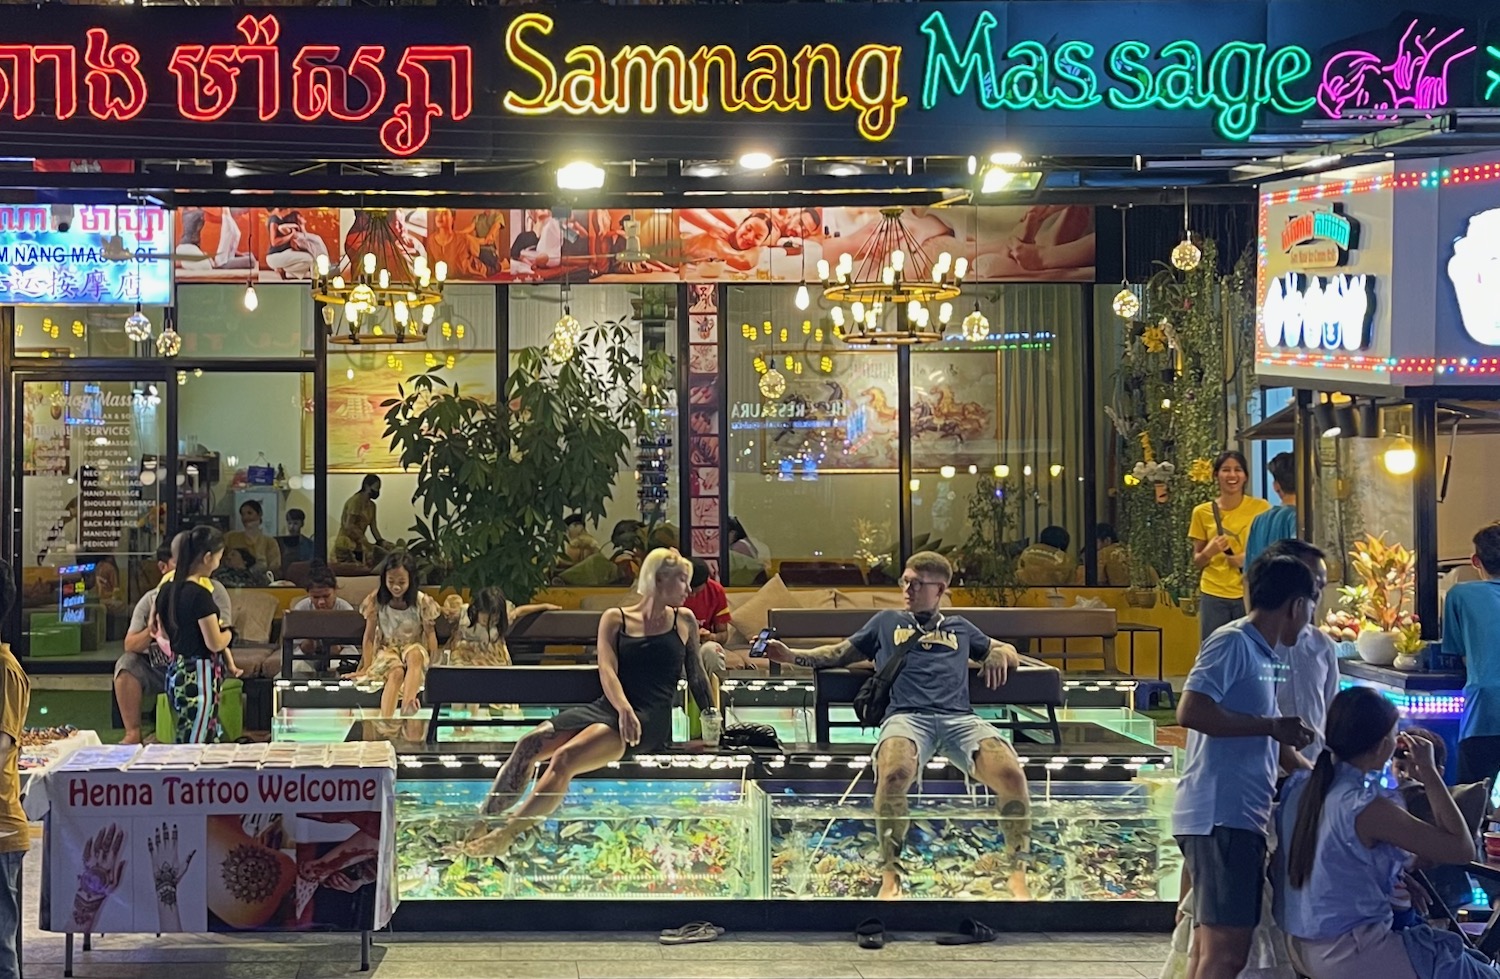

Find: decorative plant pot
[1393,653,1422,672]
[1178,597,1199,617]
[1356,629,1399,667]
[1125,587,1158,609]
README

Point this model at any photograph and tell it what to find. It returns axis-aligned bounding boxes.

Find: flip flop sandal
[659,922,725,945]
[936,918,998,946]
[855,917,886,950]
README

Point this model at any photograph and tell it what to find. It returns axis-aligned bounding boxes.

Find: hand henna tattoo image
[72,823,127,931]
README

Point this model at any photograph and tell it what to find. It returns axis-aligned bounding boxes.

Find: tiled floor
[18,857,1171,979]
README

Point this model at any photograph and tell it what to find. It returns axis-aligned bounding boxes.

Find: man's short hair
[1263,538,1324,567]
[306,561,338,591]
[1475,523,1500,577]
[689,558,711,591]
[1268,452,1296,494]
[1246,554,1317,611]
[1038,526,1071,552]
[286,508,306,523]
[906,550,953,584]
[155,542,174,564]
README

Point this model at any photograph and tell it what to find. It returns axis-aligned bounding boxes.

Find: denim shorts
[876,712,1008,776]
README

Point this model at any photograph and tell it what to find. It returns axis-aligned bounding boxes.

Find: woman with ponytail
[1275,687,1497,979]
[153,526,235,743]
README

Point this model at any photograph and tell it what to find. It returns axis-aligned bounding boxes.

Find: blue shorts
[876,711,1010,776]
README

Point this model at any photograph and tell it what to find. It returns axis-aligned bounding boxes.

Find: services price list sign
[41,742,397,935]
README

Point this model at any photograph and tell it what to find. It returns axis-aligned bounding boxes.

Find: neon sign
[1317,20,1474,122]
[917,11,1315,141]
[502,13,906,142]
[1280,207,1357,269]
[1262,272,1374,352]
[1448,208,1500,347]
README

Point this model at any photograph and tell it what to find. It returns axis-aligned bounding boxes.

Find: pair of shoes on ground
[659,921,725,945]
[855,917,997,949]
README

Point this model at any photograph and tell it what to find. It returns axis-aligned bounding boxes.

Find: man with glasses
[764,551,1027,900]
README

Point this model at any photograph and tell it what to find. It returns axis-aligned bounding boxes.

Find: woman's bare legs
[463,724,626,859]
[478,722,572,816]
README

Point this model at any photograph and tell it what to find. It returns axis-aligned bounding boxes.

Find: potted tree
[1345,533,1417,667]
[381,317,670,599]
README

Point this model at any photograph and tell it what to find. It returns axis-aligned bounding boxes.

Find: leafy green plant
[382,317,671,600]
[959,474,1024,606]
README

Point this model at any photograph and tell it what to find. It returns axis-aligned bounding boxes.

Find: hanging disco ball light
[555,312,582,340]
[1112,286,1141,320]
[1171,239,1203,272]
[758,367,786,400]
[155,329,182,357]
[961,306,990,342]
[124,309,153,341]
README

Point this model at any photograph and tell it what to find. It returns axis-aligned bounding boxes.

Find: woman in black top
[154,526,235,743]
[463,548,720,860]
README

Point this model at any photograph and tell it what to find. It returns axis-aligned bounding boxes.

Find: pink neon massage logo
[1317,20,1476,121]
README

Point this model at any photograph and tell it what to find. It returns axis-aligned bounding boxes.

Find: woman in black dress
[463,548,720,858]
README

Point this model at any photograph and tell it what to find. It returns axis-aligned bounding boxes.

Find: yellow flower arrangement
[1188,457,1214,483]
[1142,324,1167,353]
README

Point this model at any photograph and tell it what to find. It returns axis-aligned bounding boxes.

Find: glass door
[13,374,167,664]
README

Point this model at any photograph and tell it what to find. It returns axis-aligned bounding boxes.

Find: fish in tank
[395,779,759,900]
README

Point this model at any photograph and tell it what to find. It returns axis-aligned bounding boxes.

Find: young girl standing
[348,551,438,717]
[155,526,237,743]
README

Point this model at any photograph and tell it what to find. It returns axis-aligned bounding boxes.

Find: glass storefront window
[178,284,308,358]
[726,285,898,581]
[509,284,680,555]
[18,378,165,662]
[13,305,171,359]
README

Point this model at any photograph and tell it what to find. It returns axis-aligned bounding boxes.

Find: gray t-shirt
[129,580,233,633]
[847,610,991,715]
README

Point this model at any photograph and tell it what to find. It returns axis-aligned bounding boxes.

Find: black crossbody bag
[852,614,939,728]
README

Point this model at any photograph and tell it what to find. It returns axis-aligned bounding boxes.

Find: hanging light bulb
[939,465,956,479]
[939,302,953,325]
[759,366,787,399]
[124,305,153,341]
[962,303,989,342]
[546,329,577,363]
[1112,285,1141,320]
[316,253,331,277]
[155,327,181,357]
[1384,437,1416,475]
[795,284,810,310]
[243,282,258,312]
[378,268,390,289]
[556,311,581,340]
[1172,187,1202,271]
[851,301,865,323]
[994,464,1010,478]
[362,252,377,275]
[422,304,436,326]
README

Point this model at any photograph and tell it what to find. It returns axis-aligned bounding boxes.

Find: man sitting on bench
[764,550,1029,900]
[288,561,359,677]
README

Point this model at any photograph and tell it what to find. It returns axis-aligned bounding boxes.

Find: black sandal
[856,917,886,950]
[936,918,997,945]
[660,921,725,945]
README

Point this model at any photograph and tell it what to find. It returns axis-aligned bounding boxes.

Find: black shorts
[1176,827,1267,928]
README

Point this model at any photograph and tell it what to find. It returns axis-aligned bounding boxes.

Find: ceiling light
[556,161,605,191]
[224,163,250,178]
[684,162,728,178]
[989,151,1023,166]
[980,167,1015,194]
[826,164,861,177]
[1303,154,1342,168]
[940,465,956,479]
[739,151,775,171]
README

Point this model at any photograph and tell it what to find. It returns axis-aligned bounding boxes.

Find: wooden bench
[767,607,1078,745]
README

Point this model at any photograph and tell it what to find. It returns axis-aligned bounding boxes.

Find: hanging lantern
[546,327,577,363]
[1171,239,1202,272]
[961,304,990,342]
[155,328,182,357]
[555,311,582,340]
[124,307,153,341]
[758,366,787,400]
[1112,286,1141,320]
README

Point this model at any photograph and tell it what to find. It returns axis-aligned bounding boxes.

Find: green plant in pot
[959,474,1024,607]
[382,317,669,600]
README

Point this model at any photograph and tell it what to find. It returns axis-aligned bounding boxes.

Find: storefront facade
[1,1,1498,669]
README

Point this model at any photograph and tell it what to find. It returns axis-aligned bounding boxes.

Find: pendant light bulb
[759,366,787,400]
[1112,285,1141,320]
[795,284,810,311]
[1384,437,1417,475]
[243,282,258,312]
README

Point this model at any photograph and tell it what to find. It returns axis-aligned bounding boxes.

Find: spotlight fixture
[1355,402,1382,438]
[739,151,775,171]
[1333,402,1357,439]
[1311,400,1340,438]
[556,161,605,191]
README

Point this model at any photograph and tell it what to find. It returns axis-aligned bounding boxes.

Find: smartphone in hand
[750,627,775,658]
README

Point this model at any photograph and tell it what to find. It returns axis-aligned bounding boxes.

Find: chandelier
[312,209,447,345]
[817,208,966,345]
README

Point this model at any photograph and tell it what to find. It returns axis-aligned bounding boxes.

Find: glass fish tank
[763,780,1179,902]
[395,778,764,900]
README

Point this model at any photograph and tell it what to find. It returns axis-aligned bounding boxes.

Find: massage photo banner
[41,749,397,935]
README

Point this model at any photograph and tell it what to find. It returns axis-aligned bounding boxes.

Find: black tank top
[615,609,687,714]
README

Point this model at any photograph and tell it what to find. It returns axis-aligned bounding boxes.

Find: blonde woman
[464,548,720,859]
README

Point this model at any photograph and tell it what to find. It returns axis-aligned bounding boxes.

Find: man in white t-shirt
[1263,538,1339,764]
[1173,555,1318,979]
[288,562,357,677]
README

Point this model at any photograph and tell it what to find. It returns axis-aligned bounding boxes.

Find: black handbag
[852,630,924,728]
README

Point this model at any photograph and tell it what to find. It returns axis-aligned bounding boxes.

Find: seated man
[280,508,316,566]
[288,561,358,677]
[1018,525,1076,586]
[117,541,232,744]
[683,558,731,671]
[764,551,1027,900]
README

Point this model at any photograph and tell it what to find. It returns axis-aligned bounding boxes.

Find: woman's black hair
[1286,686,1399,889]
[727,517,748,543]
[239,499,263,517]
[158,525,225,647]
[373,550,420,607]
[1213,450,1250,477]
[468,585,509,634]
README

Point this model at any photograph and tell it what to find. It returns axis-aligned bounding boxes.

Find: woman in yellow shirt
[1188,450,1270,644]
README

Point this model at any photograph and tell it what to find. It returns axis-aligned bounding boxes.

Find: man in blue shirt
[765,551,1023,901]
[1243,452,1299,570]
[1174,554,1318,979]
[1445,522,1500,784]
